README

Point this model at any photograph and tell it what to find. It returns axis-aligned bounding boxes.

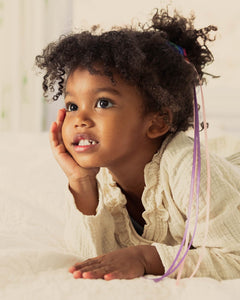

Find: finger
[81,266,110,279]
[72,267,107,280]
[82,270,104,279]
[73,270,83,279]
[49,109,66,151]
[68,262,95,274]
[69,259,87,272]
[68,266,76,273]
[73,257,102,271]
[56,108,66,125]
[104,272,118,281]
[77,262,108,273]
[56,109,66,145]
[49,121,59,148]
[104,270,132,280]
[104,270,123,280]
[71,258,109,279]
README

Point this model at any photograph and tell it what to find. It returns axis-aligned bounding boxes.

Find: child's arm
[49,108,99,215]
[152,135,240,280]
[51,109,120,258]
[69,245,164,280]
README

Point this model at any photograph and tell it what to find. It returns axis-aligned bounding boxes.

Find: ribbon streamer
[152,86,201,283]
[148,43,211,283]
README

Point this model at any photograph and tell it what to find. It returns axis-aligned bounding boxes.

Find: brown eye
[96,98,113,109]
[66,103,78,111]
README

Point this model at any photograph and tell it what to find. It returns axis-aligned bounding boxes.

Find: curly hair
[35,8,217,132]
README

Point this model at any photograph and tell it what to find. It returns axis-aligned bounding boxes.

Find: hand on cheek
[68,247,146,280]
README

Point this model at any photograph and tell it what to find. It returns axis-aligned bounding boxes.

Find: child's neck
[114,171,146,227]
[108,138,162,227]
[108,140,161,202]
[116,173,145,202]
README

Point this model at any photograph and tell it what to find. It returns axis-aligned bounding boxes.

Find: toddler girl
[35,9,240,281]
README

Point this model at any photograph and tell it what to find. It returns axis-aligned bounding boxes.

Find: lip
[72,133,99,153]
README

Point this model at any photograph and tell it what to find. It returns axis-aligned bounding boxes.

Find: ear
[146,108,173,139]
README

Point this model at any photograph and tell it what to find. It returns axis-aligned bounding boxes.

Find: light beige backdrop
[1,0,239,137]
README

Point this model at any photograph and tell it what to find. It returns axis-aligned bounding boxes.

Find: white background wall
[0,0,239,137]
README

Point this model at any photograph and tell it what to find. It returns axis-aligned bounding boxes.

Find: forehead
[64,67,146,114]
[65,67,141,97]
[66,67,114,87]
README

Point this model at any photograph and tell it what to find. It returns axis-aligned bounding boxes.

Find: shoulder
[144,132,194,198]
[158,131,240,210]
[163,131,194,159]
[158,131,195,176]
[159,131,240,182]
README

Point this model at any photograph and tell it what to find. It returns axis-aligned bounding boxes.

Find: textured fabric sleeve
[153,243,240,280]
[153,136,240,280]
[64,186,120,260]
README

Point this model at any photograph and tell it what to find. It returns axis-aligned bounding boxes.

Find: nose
[74,110,94,128]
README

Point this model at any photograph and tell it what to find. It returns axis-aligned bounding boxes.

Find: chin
[74,158,100,169]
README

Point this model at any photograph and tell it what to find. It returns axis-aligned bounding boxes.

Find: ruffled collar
[97,133,176,210]
[144,133,175,188]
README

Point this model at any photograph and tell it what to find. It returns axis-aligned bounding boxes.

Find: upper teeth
[78,139,97,146]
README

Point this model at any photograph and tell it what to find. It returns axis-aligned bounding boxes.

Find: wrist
[69,176,98,215]
[137,245,164,276]
[69,174,97,190]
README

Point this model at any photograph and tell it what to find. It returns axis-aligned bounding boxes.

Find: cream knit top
[64,132,240,280]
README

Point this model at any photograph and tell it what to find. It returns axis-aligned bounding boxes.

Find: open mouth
[77,139,98,146]
[72,134,99,150]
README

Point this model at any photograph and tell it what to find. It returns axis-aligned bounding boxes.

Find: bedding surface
[0,132,239,300]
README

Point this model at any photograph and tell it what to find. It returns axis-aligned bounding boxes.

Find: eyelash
[96,98,114,109]
[65,103,78,112]
[65,98,114,112]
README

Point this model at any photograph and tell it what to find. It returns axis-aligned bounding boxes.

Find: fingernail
[68,266,76,273]
[73,270,81,279]
[82,272,93,279]
[104,274,112,281]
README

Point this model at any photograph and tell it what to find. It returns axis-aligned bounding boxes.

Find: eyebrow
[93,87,121,96]
[64,87,121,97]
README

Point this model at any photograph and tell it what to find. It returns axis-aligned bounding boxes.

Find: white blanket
[0,132,239,300]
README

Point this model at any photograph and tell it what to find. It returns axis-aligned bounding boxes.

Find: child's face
[62,67,156,171]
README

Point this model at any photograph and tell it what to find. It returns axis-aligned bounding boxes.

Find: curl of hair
[35,8,217,132]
